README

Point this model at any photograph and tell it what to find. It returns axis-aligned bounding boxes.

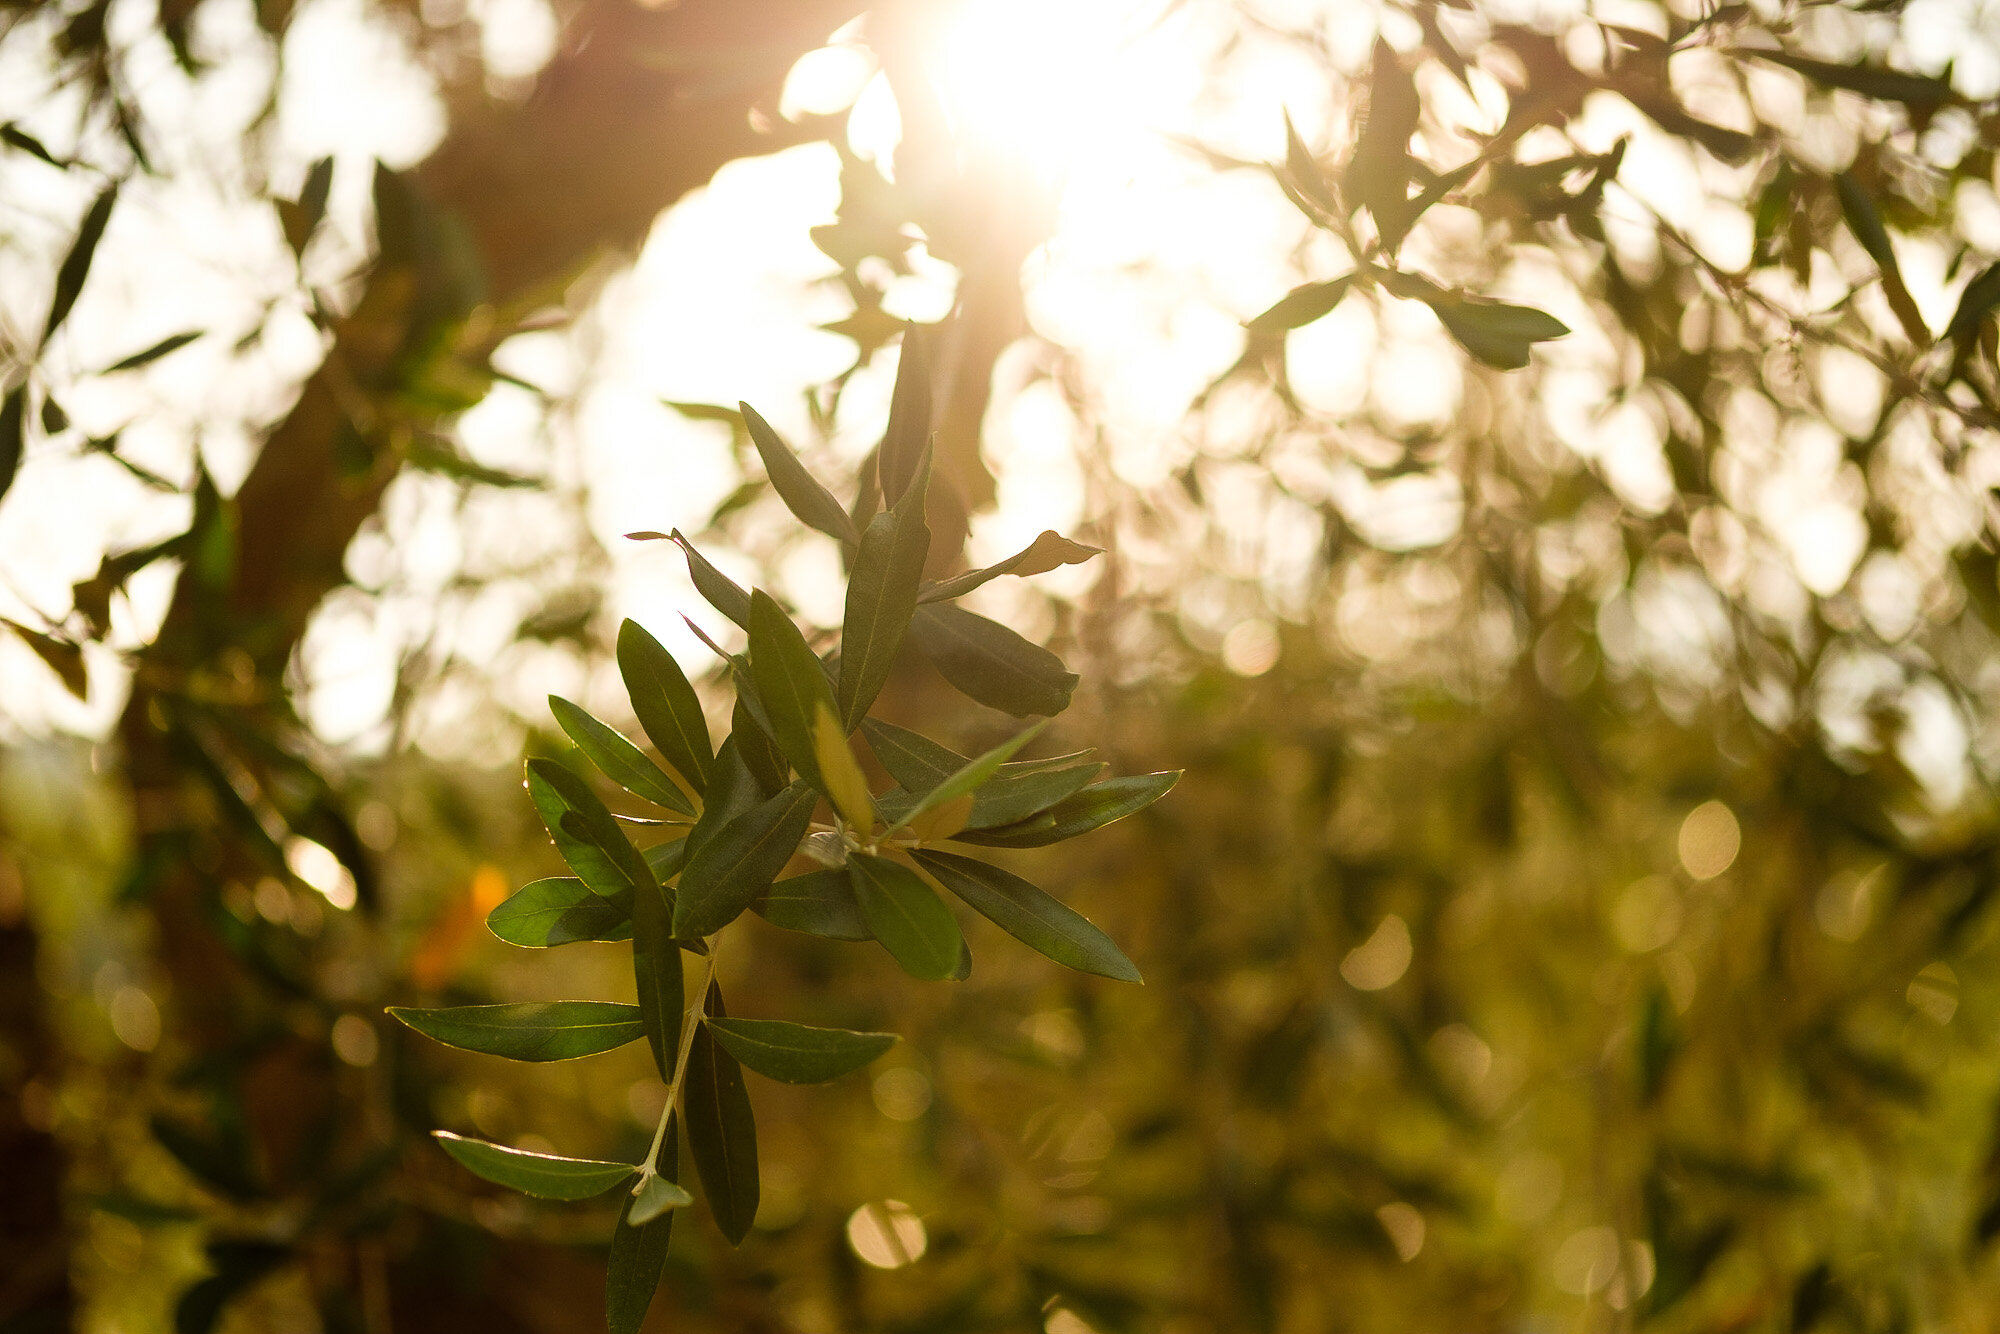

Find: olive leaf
[703,1016,897,1084]
[433,1132,634,1199]
[387,1002,644,1062]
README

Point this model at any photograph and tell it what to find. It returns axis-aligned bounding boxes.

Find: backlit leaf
[550,695,695,817]
[893,720,1045,834]
[669,530,752,630]
[526,759,653,905]
[486,877,632,947]
[42,184,116,347]
[1247,276,1355,333]
[812,704,876,833]
[631,879,683,1080]
[747,590,838,791]
[104,330,201,373]
[742,401,861,545]
[433,1131,634,1199]
[838,451,931,729]
[951,772,1181,848]
[878,325,932,505]
[920,530,1103,603]
[387,1001,644,1062]
[627,1172,693,1226]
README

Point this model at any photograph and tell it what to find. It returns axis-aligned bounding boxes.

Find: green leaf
[862,719,1100,828]
[404,440,537,488]
[433,1131,635,1199]
[683,981,759,1244]
[670,530,752,630]
[1247,276,1354,333]
[550,695,695,817]
[526,759,654,905]
[627,1172,694,1226]
[486,877,632,947]
[617,619,714,798]
[847,852,965,981]
[103,330,201,373]
[0,385,24,506]
[631,879,683,1080]
[963,762,1105,829]
[894,720,1045,833]
[1835,171,1929,344]
[753,869,874,941]
[741,402,861,545]
[950,772,1181,848]
[387,1001,644,1062]
[683,738,759,867]
[606,1116,676,1334]
[912,850,1142,982]
[731,697,790,797]
[920,530,1103,603]
[878,325,932,505]
[813,704,877,833]
[748,590,839,791]
[909,604,1078,717]
[674,781,816,939]
[860,718,962,791]
[643,837,688,884]
[704,1016,897,1084]
[42,184,116,347]
[838,452,931,730]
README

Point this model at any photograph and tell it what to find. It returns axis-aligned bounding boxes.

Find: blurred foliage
[2,0,2000,1331]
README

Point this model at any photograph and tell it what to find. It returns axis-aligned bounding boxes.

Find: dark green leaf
[683,738,760,868]
[861,719,1100,828]
[1,123,63,167]
[670,530,752,630]
[486,876,632,947]
[607,1117,676,1334]
[964,762,1105,829]
[631,880,683,1080]
[847,852,965,981]
[616,619,713,796]
[1385,272,1569,369]
[104,330,201,373]
[748,590,839,791]
[674,781,816,939]
[894,720,1045,832]
[732,697,790,796]
[919,529,1103,603]
[40,395,67,434]
[42,184,116,347]
[913,850,1142,982]
[387,1001,644,1062]
[550,695,695,816]
[910,604,1078,717]
[950,771,1181,848]
[1836,171,1929,343]
[753,869,873,940]
[861,718,962,791]
[741,401,861,545]
[0,384,24,505]
[838,452,931,729]
[433,1131,634,1199]
[879,325,932,505]
[643,837,688,884]
[683,981,758,1244]
[704,1016,897,1084]
[526,759,654,905]
[1247,276,1354,333]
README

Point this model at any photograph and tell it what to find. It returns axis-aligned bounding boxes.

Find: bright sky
[0,0,1994,799]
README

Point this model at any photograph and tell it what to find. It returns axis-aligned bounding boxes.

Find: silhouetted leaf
[4,619,87,698]
[433,1132,634,1199]
[0,122,63,167]
[748,589,838,791]
[387,1001,644,1061]
[103,330,201,372]
[0,385,24,504]
[742,401,861,544]
[920,529,1102,602]
[683,982,758,1244]
[42,184,116,347]
[838,449,930,729]
[1836,172,1928,343]
[1247,277,1355,333]
[879,325,932,504]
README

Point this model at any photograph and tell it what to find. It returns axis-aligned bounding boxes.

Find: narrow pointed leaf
[913,850,1142,982]
[754,870,873,940]
[919,530,1103,603]
[1835,171,1930,343]
[550,696,695,816]
[704,1017,897,1084]
[0,386,24,505]
[862,719,1100,828]
[748,590,839,791]
[741,402,860,544]
[104,330,201,373]
[838,454,931,729]
[670,531,752,630]
[848,852,964,981]
[683,982,758,1244]
[631,880,683,1080]
[674,781,816,939]
[910,604,1078,717]
[862,718,962,791]
[487,877,632,947]
[607,1117,676,1334]
[950,772,1182,848]
[812,704,875,833]
[1247,276,1354,333]
[683,738,759,867]
[878,326,932,504]
[1432,298,1569,370]
[627,1172,694,1226]
[433,1132,634,1199]
[388,1002,644,1061]
[42,184,116,347]
[731,698,790,797]
[966,762,1104,829]
[894,721,1045,832]
[643,837,688,883]
[526,759,653,904]
[616,619,713,796]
